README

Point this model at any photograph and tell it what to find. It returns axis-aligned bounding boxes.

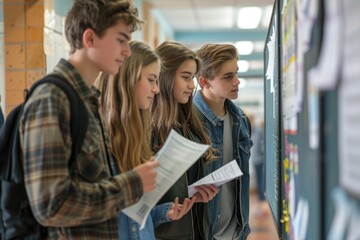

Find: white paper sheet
[282,0,298,135]
[292,197,309,240]
[307,0,342,90]
[328,188,354,240]
[122,129,209,229]
[265,11,278,120]
[298,0,319,52]
[346,203,360,240]
[266,17,276,94]
[289,171,296,218]
[294,18,304,114]
[187,160,243,198]
[339,0,360,196]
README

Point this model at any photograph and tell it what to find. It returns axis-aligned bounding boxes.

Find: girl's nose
[189,80,195,90]
[153,84,160,94]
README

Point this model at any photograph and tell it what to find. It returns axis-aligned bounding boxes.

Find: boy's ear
[83,28,95,48]
[199,76,211,89]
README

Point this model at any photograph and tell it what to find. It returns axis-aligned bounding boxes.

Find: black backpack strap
[26,75,88,169]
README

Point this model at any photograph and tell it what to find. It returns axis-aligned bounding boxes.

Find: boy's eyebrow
[118,32,131,40]
[223,72,234,76]
[222,68,239,76]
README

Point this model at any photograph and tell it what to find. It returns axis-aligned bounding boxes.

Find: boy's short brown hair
[196,44,238,80]
[65,0,143,54]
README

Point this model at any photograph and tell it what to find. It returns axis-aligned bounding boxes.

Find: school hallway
[247,186,279,240]
[247,162,279,240]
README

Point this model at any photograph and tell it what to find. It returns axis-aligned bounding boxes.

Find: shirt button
[218,214,220,219]
[131,226,137,232]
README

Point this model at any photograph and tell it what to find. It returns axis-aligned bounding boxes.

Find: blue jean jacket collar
[193,91,245,124]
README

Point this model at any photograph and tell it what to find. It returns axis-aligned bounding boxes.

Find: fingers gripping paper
[187,160,243,198]
[122,129,210,229]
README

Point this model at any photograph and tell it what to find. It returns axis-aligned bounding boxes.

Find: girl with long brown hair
[152,41,218,240]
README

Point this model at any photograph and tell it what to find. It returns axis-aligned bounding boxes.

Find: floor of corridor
[247,189,279,240]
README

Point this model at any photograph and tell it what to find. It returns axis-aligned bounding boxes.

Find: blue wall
[54,0,72,16]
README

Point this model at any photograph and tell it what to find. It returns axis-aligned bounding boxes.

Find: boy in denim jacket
[193,44,253,240]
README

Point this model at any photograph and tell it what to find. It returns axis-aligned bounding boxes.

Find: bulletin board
[278,0,324,238]
[265,0,360,239]
[263,0,281,231]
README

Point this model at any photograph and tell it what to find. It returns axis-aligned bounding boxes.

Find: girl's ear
[199,76,210,89]
[83,28,96,48]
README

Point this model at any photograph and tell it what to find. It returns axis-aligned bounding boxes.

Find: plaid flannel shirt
[19,59,143,239]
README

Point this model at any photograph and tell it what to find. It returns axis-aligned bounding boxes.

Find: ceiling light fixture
[237,7,262,29]
[239,78,247,89]
[237,60,249,72]
[235,41,254,55]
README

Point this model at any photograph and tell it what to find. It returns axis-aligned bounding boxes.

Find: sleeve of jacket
[20,85,143,227]
[151,202,172,228]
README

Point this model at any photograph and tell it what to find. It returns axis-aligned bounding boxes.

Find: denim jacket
[193,92,253,240]
[118,203,172,240]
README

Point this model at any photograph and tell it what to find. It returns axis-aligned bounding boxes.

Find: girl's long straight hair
[95,41,160,172]
[152,41,214,162]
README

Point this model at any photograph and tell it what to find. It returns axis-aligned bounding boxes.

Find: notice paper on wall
[327,188,354,240]
[339,0,360,198]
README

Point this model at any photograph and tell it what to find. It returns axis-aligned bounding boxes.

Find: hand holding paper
[188,160,243,198]
[122,129,210,229]
[189,185,218,203]
[133,160,159,193]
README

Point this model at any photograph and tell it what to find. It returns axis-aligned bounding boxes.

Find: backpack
[0,75,88,240]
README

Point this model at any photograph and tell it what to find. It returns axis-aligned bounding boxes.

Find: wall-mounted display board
[263,0,281,233]
[278,0,324,238]
[265,0,360,239]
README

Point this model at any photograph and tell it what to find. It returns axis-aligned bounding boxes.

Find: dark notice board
[277,0,324,239]
[264,0,360,239]
[263,0,281,232]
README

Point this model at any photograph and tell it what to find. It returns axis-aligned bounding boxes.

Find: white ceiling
[144,0,275,79]
[145,0,274,31]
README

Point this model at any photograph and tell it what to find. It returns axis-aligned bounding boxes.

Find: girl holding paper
[151,41,218,240]
[95,41,195,240]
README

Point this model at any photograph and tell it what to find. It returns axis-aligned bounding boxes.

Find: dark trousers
[254,163,265,201]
